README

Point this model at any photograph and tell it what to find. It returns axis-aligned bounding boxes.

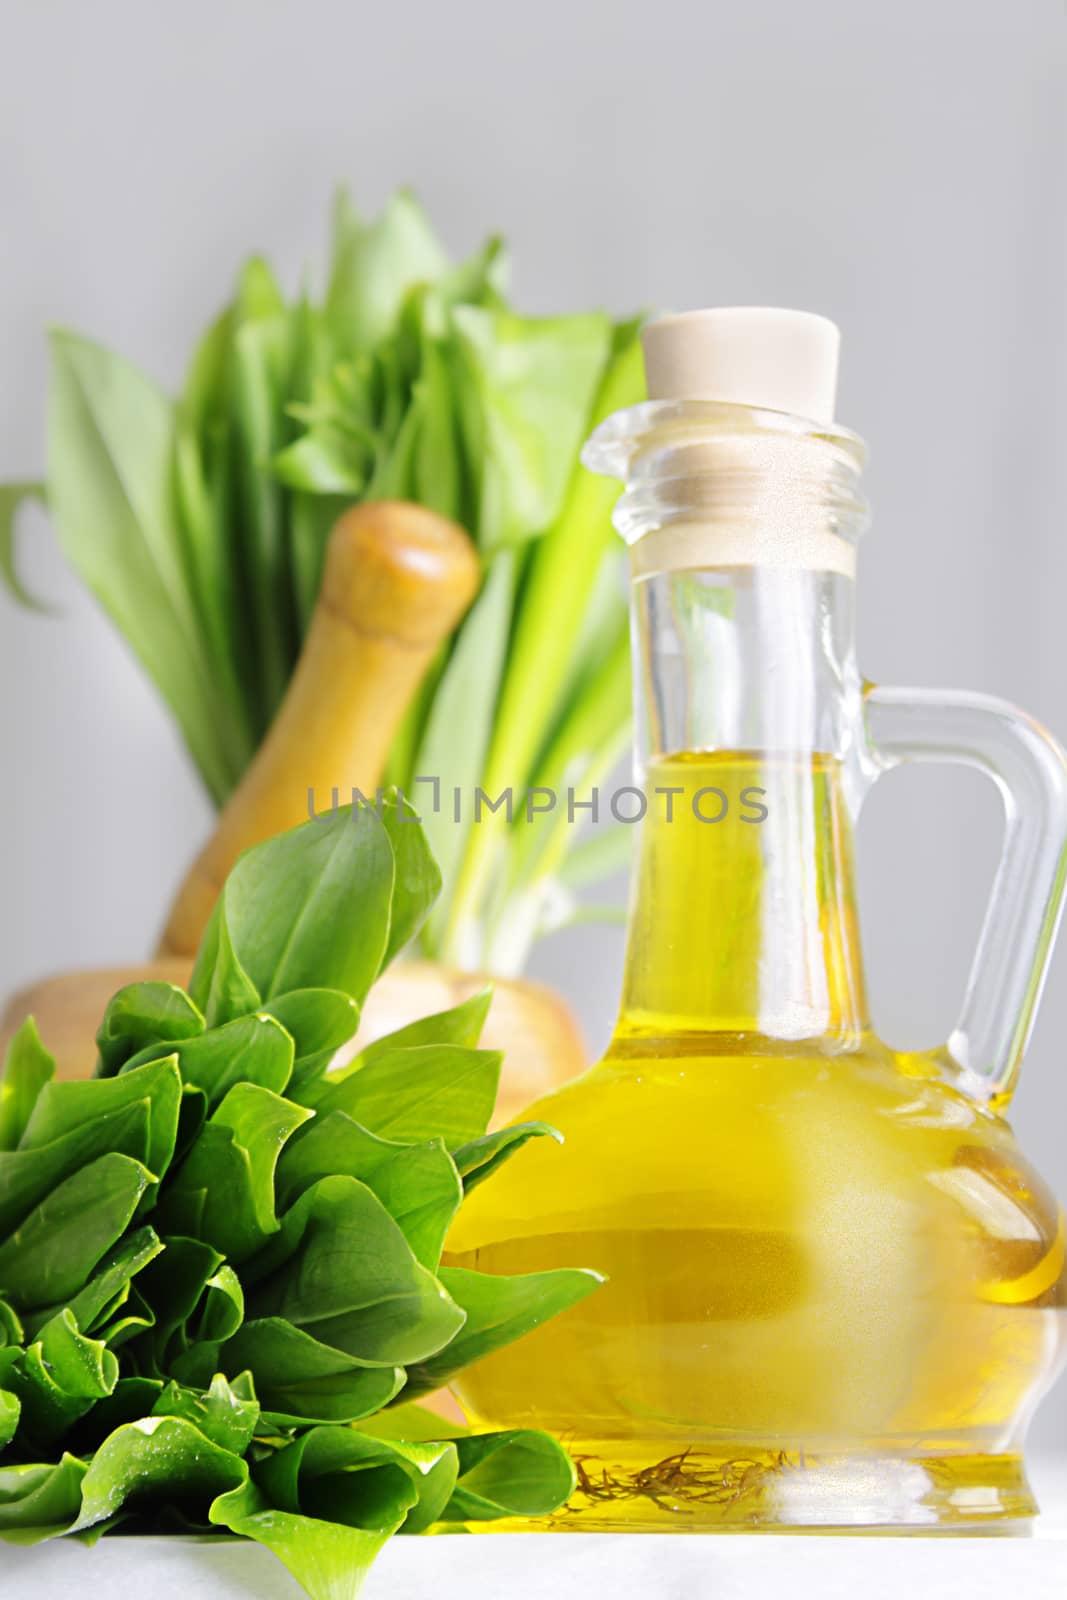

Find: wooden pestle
[157,500,481,956]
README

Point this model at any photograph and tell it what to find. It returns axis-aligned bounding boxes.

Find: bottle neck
[615,566,870,1051]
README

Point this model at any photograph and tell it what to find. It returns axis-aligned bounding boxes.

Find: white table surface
[4,1457,1065,1600]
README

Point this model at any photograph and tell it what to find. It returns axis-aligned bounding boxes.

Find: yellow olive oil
[447,755,1067,1529]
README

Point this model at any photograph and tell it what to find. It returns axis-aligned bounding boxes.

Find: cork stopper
[581,306,866,581]
[641,307,840,424]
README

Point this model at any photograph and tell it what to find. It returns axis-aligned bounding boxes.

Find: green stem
[442,337,644,965]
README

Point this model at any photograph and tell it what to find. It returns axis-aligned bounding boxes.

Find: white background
[1,1,1065,1457]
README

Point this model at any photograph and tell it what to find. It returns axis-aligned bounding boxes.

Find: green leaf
[0,1454,86,1539]
[189,1264,245,1345]
[379,791,442,968]
[0,1388,18,1449]
[220,1317,404,1424]
[326,189,450,354]
[443,1429,576,1521]
[49,1226,164,1339]
[0,1299,23,1346]
[237,255,287,323]
[211,1475,398,1600]
[161,1084,310,1262]
[276,1113,461,1268]
[0,1099,149,1241]
[186,898,262,1029]
[69,1413,247,1534]
[0,482,49,611]
[356,987,491,1064]
[0,1153,154,1311]
[123,1012,295,1109]
[172,414,255,777]
[0,1019,55,1151]
[95,982,204,1076]
[46,331,232,803]
[451,304,611,550]
[195,806,394,1012]
[318,1044,501,1147]
[4,1055,182,1229]
[263,989,361,1089]
[133,1236,222,1372]
[230,310,297,722]
[182,300,235,431]
[403,1265,603,1398]
[413,554,515,950]
[151,1371,259,1455]
[10,1308,119,1443]
[357,1398,468,1443]
[289,487,344,632]
[452,1120,561,1193]
[256,1423,457,1538]
[245,1175,465,1366]
[400,314,465,523]
[448,323,643,958]
[71,1376,162,1452]
[272,426,368,494]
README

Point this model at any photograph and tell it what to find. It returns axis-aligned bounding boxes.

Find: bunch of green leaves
[1,190,642,972]
[0,798,600,1598]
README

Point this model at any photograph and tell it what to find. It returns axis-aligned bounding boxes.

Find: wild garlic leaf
[210,1479,400,1600]
[172,415,255,773]
[69,1414,247,1535]
[0,1390,18,1450]
[12,1308,119,1444]
[255,1423,458,1538]
[450,305,611,551]
[271,425,369,494]
[412,554,516,947]
[356,1399,468,1443]
[451,1120,562,1193]
[160,1085,311,1264]
[134,1236,223,1375]
[262,989,361,1090]
[208,806,394,1008]
[0,789,597,1584]
[0,1154,154,1312]
[355,986,492,1064]
[245,1176,464,1367]
[46,332,232,804]
[95,983,204,1077]
[0,1020,55,1152]
[0,1100,151,1240]
[230,311,296,724]
[187,899,262,1029]
[403,1266,603,1398]
[379,791,442,967]
[442,1430,577,1522]
[188,1264,244,1347]
[275,1112,461,1269]
[16,1055,182,1190]
[46,1226,164,1341]
[317,1044,501,1148]
[122,1013,295,1110]
[325,189,450,356]
[151,1372,259,1456]
[220,1317,404,1425]
[0,1453,87,1538]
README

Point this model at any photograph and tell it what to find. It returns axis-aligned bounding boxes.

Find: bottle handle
[863,684,1067,1107]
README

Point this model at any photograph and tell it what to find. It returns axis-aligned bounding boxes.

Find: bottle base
[487,1442,1037,1533]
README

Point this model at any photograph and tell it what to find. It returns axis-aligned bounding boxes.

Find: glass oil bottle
[447,309,1067,1531]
